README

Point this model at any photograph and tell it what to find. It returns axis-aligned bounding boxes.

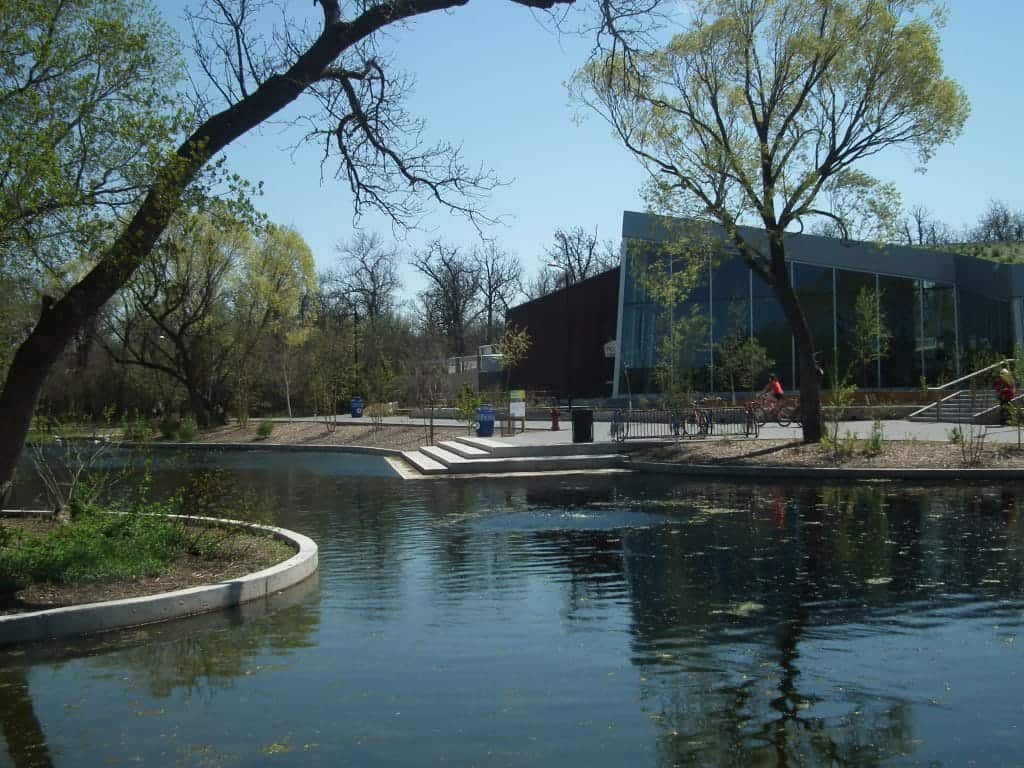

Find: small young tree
[850,286,893,387]
[717,335,774,403]
[630,226,715,405]
[498,325,532,392]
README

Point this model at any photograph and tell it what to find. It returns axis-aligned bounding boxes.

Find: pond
[3,451,1024,766]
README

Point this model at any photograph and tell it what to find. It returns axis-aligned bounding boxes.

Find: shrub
[177,417,198,442]
[256,420,274,439]
[865,419,884,455]
[821,428,858,463]
[121,412,152,443]
[159,417,179,440]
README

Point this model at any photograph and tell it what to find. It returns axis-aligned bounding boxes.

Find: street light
[548,263,572,408]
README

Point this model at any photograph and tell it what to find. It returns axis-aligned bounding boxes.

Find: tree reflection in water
[623,482,1024,767]
[0,574,318,765]
[0,665,53,768]
[4,471,1024,767]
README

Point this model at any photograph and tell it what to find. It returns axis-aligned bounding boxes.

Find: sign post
[509,390,526,434]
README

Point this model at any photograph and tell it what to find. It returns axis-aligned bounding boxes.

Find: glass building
[613,212,1024,396]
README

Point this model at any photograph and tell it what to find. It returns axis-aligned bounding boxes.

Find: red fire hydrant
[550,407,560,431]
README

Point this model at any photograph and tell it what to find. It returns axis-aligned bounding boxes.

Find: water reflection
[3,463,1024,766]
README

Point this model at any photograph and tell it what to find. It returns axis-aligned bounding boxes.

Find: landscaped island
[1,510,296,616]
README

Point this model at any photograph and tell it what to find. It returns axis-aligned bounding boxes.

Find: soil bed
[634,437,1024,469]
[0,517,295,617]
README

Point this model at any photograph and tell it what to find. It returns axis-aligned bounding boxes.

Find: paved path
[291,413,1024,447]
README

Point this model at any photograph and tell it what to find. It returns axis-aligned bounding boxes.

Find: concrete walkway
[316,413,1024,447]
[381,414,1024,477]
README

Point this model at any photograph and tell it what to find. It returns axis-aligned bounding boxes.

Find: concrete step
[420,445,468,467]
[400,450,448,475]
[437,440,490,459]
[443,453,625,475]
[451,435,620,458]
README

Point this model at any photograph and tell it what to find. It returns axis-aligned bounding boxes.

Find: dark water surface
[3,453,1024,766]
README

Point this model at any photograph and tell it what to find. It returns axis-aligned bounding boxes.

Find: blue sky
[158,0,1024,299]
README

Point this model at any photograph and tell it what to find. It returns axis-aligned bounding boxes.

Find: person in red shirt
[994,367,1016,423]
[758,373,785,416]
[761,373,784,400]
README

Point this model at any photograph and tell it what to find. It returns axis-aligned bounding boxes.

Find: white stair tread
[454,453,621,465]
[438,440,490,457]
[401,450,447,473]
[455,436,508,450]
[420,446,466,465]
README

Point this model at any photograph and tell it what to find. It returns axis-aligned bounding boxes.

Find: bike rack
[610,407,759,442]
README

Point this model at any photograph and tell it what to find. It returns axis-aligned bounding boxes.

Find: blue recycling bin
[475,405,495,437]
[350,396,364,418]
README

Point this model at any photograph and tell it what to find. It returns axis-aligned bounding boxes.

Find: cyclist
[760,373,785,414]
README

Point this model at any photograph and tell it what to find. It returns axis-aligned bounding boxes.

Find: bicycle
[750,394,801,427]
[680,402,713,437]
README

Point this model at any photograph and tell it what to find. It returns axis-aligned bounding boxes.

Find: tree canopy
[576,0,969,439]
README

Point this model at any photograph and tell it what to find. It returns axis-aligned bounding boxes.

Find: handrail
[907,388,964,420]
[928,359,1013,392]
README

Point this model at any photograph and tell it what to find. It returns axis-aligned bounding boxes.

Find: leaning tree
[575,0,969,440]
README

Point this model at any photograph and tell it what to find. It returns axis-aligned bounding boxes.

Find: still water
[3,451,1024,766]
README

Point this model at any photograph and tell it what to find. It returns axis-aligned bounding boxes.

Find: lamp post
[548,263,572,408]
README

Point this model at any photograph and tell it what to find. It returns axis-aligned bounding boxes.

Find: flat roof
[621,211,1024,298]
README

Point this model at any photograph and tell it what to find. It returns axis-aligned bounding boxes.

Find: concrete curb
[0,516,318,648]
[629,460,1024,481]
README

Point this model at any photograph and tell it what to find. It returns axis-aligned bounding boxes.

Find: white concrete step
[400,450,448,475]
[438,440,490,458]
[451,435,620,458]
[443,453,625,474]
[419,445,468,467]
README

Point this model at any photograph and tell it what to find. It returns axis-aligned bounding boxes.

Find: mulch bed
[634,437,1024,469]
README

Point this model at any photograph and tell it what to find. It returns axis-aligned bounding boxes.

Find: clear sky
[157,0,1024,301]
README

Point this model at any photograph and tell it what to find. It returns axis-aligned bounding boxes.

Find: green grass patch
[0,510,191,594]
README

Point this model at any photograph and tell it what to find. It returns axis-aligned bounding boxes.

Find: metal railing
[908,359,1014,422]
[928,359,1013,392]
[610,407,758,442]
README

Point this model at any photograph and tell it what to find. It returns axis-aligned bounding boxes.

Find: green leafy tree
[717,336,774,403]
[850,285,892,387]
[629,227,715,403]
[575,0,969,441]
[106,210,315,426]
[497,325,532,391]
[241,224,317,420]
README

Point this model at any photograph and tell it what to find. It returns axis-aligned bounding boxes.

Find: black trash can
[571,408,594,444]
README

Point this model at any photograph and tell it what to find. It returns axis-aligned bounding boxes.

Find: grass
[1,466,277,598]
[0,507,189,593]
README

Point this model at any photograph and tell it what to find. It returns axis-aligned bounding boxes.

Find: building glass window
[960,289,1013,371]
[920,281,957,385]
[792,263,834,387]
[877,275,917,387]
[752,271,791,392]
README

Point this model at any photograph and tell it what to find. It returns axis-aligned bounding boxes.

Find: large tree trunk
[768,236,823,443]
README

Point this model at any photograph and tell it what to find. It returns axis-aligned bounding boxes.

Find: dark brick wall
[505,267,620,400]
